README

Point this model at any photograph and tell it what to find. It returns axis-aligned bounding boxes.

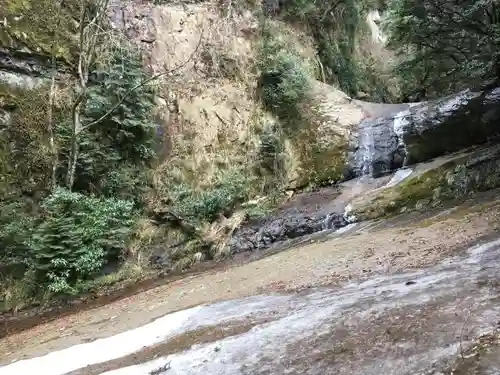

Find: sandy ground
[1,197,500,365]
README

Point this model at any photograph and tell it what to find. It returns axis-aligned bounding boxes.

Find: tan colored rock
[108,1,391,189]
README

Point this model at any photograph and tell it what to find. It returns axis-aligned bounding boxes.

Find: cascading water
[355,120,377,179]
[337,119,378,227]
[392,108,411,168]
[322,120,377,230]
[342,109,415,225]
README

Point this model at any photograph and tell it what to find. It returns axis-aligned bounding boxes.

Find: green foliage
[283,0,391,101]
[87,46,157,163]
[29,188,136,293]
[57,46,158,199]
[0,189,136,295]
[257,29,311,127]
[170,168,254,223]
[316,34,359,95]
[385,0,500,100]
[0,46,157,301]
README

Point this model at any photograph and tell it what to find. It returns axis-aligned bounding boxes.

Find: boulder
[229,211,347,254]
[349,144,500,221]
[402,86,500,165]
[350,84,500,178]
[229,187,348,253]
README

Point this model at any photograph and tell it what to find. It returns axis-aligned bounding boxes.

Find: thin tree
[47,0,66,190]
[65,0,203,189]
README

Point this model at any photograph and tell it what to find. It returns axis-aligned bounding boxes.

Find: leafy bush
[170,168,254,224]
[257,30,311,127]
[29,188,136,293]
[57,45,158,199]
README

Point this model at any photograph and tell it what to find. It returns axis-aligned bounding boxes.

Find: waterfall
[393,109,410,168]
[355,119,376,178]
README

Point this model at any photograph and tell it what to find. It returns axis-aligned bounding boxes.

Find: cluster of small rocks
[229,210,347,254]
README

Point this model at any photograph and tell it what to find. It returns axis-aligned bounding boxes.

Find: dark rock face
[0,47,51,77]
[351,84,500,178]
[229,188,348,254]
[402,87,500,165]
[229,211,347,254]
[352,118,406,178]
[0,47,72,86]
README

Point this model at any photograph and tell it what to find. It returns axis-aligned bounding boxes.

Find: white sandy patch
[0,296,292,375]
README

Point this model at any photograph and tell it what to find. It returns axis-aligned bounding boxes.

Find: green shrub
[257,30,311,128]
[255,122,287,193]
[170,168,254,224]
[29,188,136,293]
[56,45,158,199]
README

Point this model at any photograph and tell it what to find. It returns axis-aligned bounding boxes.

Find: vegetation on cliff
[276,0,394,102]
[1,0,499,313]
[385,0,500,101]
[0,0,279,308]
[0,0,162,304]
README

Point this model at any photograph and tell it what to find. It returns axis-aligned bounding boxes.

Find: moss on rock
[351,146,500,220]
[0,0,79,62]
[289,121,348,188]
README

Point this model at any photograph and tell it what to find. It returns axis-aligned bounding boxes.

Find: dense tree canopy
[386,0,500,101]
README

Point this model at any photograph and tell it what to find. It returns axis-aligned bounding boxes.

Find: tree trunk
[67,102,82,190]
[48,64,58,190]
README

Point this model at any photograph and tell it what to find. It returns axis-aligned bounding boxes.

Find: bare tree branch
[65,0,204,189]
[80,31,204,132]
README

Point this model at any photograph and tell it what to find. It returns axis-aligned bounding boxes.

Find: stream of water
[3,238,500,375]
[356,120,376,178]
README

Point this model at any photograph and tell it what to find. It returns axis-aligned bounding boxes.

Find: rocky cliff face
[3,1,499,207]
[350,84,500,178]
[1,0,394,190]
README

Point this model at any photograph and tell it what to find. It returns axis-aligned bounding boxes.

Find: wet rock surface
[351,117,406,177]
[351,84,500,178]
[5,237,500,375]
[229,188,348,254]
[402,86,500,165]
[100,238,500,375]
[350,144,500,221]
